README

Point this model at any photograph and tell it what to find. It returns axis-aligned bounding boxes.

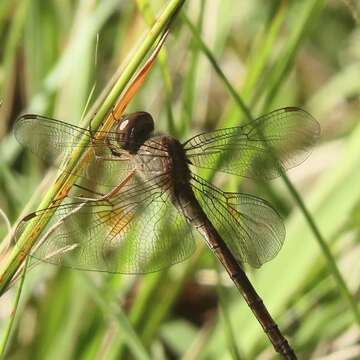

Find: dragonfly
[14,107,320,359]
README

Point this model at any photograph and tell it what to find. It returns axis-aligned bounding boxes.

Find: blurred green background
[0,0,360,359]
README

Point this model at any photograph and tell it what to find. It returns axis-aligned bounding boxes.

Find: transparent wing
[190,175,285,268]
[184,107,320,179]
[15,174,195,273]
[14,114,134,189]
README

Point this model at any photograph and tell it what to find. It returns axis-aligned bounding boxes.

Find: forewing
[184,107,320,179]
[15,174,195,273]
[14,114,133,189]
[191,175,285,268]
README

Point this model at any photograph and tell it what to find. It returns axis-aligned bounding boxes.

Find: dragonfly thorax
[134,135,191,187]
[115,111,154,154]
[162,136,192,186]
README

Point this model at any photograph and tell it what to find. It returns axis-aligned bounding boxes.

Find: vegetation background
[0,0,360,359]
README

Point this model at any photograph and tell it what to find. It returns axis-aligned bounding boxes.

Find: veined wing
[184,107,320,179]
[14,114,134,189]
[15,173,195,273]
[190,175,285,268]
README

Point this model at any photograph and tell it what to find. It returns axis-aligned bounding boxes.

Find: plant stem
[0,258,29,359]
[0,0,186,296]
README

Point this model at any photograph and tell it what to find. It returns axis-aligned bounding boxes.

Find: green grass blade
[261,0,326,111]
[0,257,29,359]
[219,1,287,129]
[216,269,242,360]
[135,0,176,134]
[0,0,30,136]
[78,273,152,360]
[0,0,186,296]
[182,9,360,329]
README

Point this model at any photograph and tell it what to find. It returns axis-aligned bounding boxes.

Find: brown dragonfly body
[136,135,295,358]
[14,107,320,359]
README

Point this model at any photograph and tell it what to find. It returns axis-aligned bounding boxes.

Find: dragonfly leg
[102,170,135,199]
[111,107,120,122]
[70,170,135,203]
[88,117,95,138]
[86,119,104,158]
[208,243,221,250]
[93,154,130,162]
[72,183,106,198]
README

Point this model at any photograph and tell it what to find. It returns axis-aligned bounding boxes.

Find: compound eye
[116,111,154,153]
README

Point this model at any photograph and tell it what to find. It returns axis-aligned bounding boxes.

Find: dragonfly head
[117,111,154,154]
